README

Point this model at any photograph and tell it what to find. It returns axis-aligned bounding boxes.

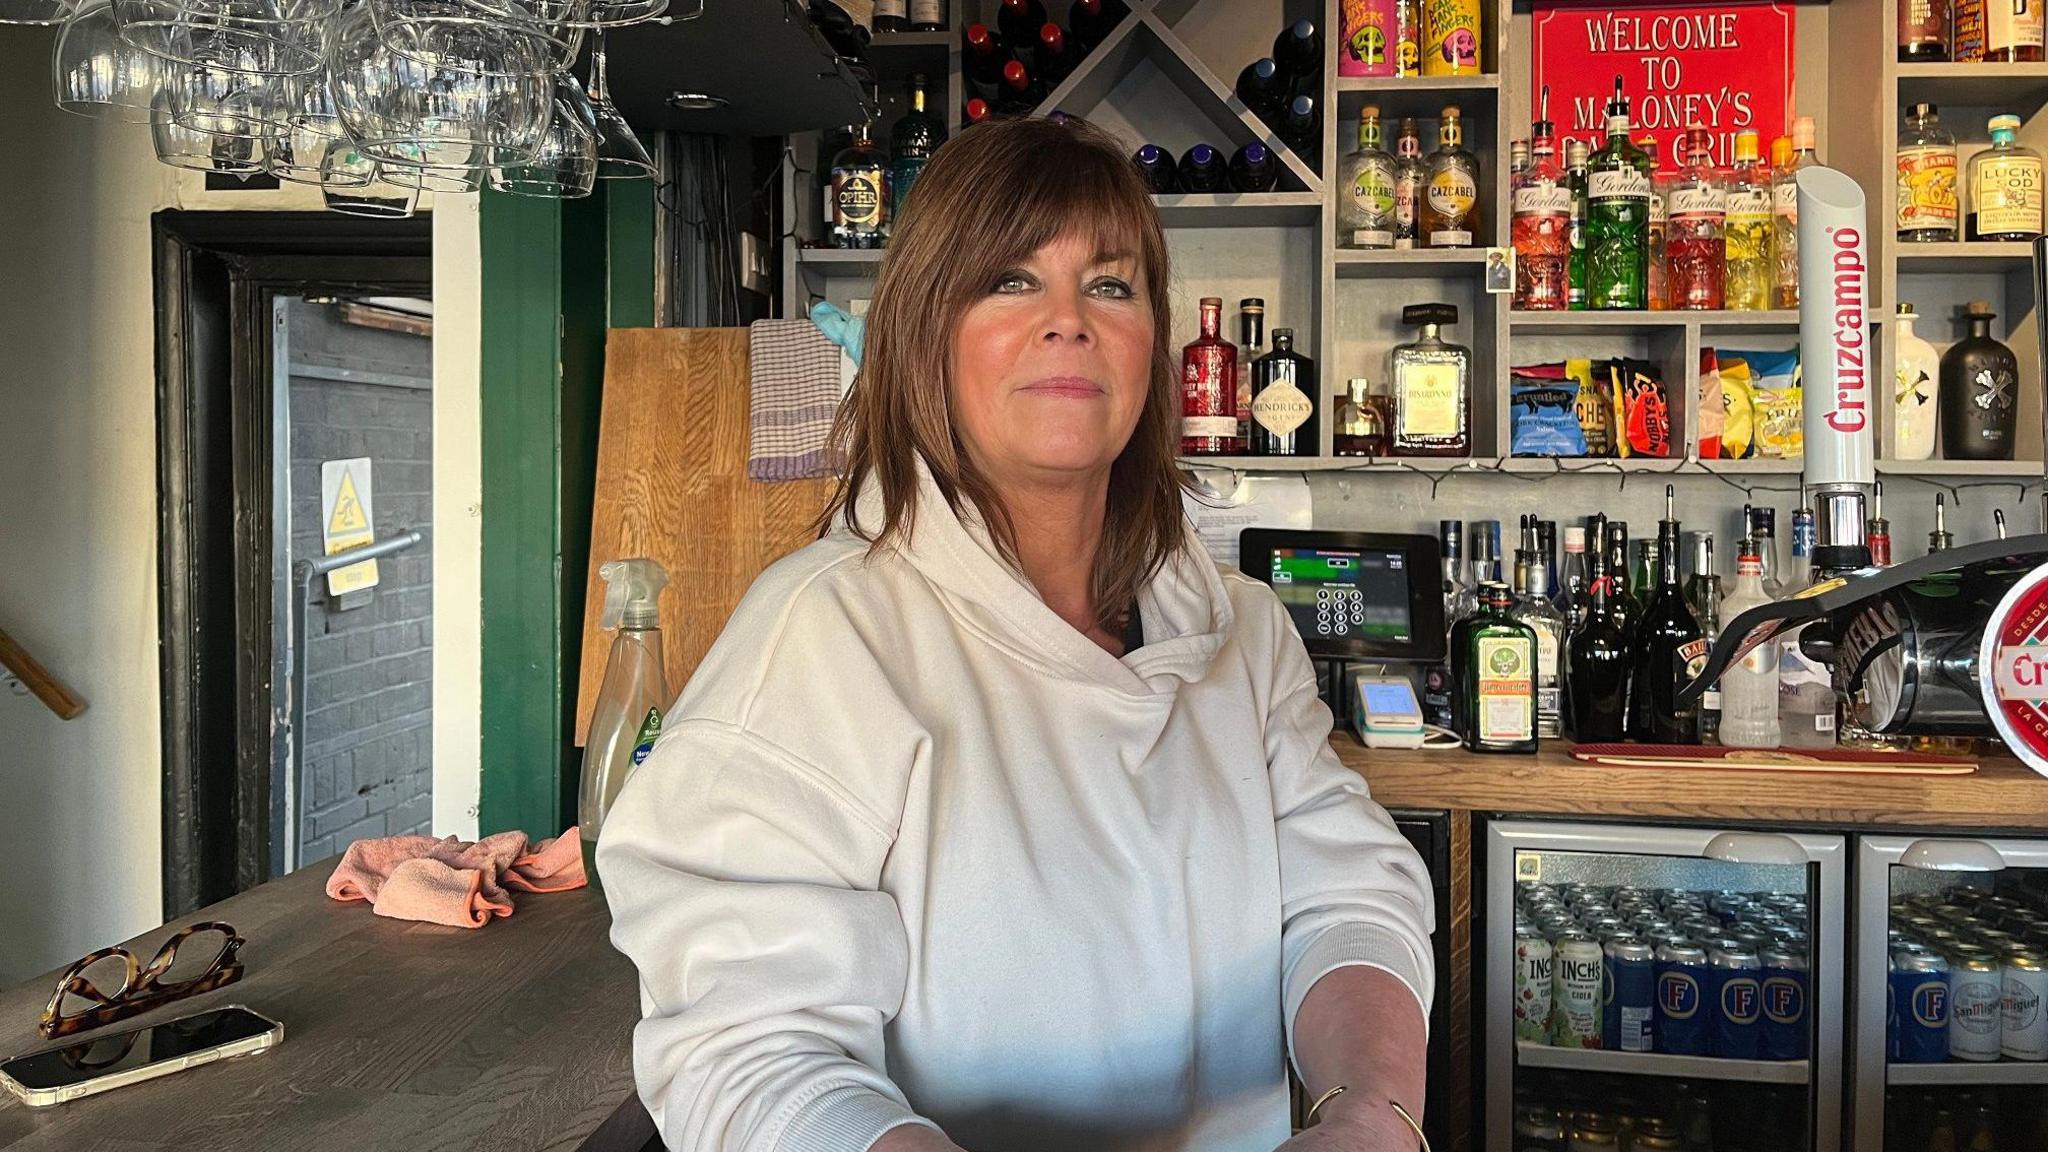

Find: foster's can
[1890,947,1949,1063]
[1708,942,1763,1059]
[1654,940,1709,1056]
[1760,944,1808,1060]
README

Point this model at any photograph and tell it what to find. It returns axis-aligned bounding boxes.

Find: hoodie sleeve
[1261,605,1438,1073]
[596,716,941,1152]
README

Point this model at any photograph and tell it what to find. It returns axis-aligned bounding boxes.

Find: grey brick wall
[285,300,434,866]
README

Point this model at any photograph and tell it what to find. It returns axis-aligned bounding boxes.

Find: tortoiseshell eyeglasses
[38,922,244,1039]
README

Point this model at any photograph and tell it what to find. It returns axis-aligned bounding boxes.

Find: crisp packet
[1565,358,1611,456]
[1511,370,1590,456]
[1616,358,1671,458]
[1720,357,1756,459]
[1697,348,1724,461]
[1724,349,1802,459]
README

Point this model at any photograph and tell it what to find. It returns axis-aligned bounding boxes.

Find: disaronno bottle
[1967,114,2044,240]
[1391,302,1471,456]
[1249,328,1318,456]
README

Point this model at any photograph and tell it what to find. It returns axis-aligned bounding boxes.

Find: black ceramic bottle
[1939,301,2019,461]
[1249,328,1318,455]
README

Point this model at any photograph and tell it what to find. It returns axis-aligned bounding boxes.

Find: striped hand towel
[748,319,846,482]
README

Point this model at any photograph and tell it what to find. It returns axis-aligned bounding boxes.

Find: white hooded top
[597,461,1435,1152]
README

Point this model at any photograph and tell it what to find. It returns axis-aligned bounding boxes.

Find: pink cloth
[325,827,587,928]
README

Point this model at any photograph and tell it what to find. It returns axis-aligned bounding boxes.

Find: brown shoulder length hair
[813,115,1192,632]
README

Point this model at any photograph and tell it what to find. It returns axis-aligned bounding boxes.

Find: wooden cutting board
[574,328,834,745]
[1568,743,1979,776]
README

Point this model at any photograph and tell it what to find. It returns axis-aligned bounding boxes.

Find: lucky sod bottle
[1339,105,1399,249]
[1586,79,1651,310]
[1513,109,1572,310]
[1967,114,2044,240]
[1666,125,1726,311]
[1458,582,1539,753]
[1724,129,1775,310]
[1716,538,1781,748]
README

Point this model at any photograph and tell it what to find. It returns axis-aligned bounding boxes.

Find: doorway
[153,210,432,917]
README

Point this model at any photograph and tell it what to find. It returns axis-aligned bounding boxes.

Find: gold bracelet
[1305,1084,1347,1125]
[1305,1086,1431,1152]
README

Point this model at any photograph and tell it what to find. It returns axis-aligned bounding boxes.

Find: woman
[598,116,1434,1152]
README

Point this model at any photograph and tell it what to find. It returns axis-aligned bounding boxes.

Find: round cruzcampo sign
[1979,562,2048,778]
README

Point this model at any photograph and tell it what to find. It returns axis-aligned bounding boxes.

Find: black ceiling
[601,0,871,138]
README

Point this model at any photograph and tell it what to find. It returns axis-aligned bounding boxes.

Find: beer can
[1934,904,1973,923]
[1707,942,1762,1059]
[1760,944,1809,1061]
[1710,891,1755,918]
[1948,949,2004,1062]
[1515,930,1555,1044]
[1730,927,1775,952]
[1552,932,1604,1048]
[2002,948,2048,1061]
[1890,947,1950,1063]
[1586,914,1629,939]
[1976,928,2018,950]
[1654,940,1709,1056]
[1633,1118,1682,1151]
[1602,937,1655,1053]
[1513,1107,1565,1149]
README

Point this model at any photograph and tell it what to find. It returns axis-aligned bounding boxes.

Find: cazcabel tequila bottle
[1586,79,1651,309]
[1512,112,1571,310]
[1339,105,1398,249]
[1422,105,1481,247]
[1666,125,1726,311]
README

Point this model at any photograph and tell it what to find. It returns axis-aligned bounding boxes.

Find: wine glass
[52,0,164,123]
[585,29,651,179]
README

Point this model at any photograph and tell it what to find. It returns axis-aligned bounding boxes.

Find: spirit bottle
[1236,299,1264,448]
[1644,137,1669,310]
[1458,583,1538,754]
[1667,125,1726,311]
[1511,553,1566,739]
[1422,105,1481,248]
[1390,302,1471,455]
[1512,110,1571,310]
[1249,328,1318,456]
[1778,509,1836,748]
[1986,0,2045,60]
[1686,532,1723,744]
[1178,296,1240,455]
[1724,129,1775,310]
[1586,79,1651,310]
[1333,377,1391,456]
[1393,117,1426,249]
[888,74,946,223]
[1900,0,1953,58]
[1566,542,1629,742]
[1939,302,2020,460]
[1509,138,1530,194]
[1566,138,1590,309]
[1339,105,1399,249]
[1966,114,2044,240]
[1633,489,1705,744]
[1897,102,1958,243]
[1894,302,1940,460]
[829,119,888,249]
[1716,538,1780,748]
[1772,117,1817,308]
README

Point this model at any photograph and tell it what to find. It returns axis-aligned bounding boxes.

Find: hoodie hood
[840,457,1233,697]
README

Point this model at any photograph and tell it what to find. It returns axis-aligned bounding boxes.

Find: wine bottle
[1229,142,1279,192]
[995,59,1043,113]
[1566,537,1630,741]
[998,0,1049,54]
[1272,18,1323,90]
[1035,22,1080,87]
[1235,57,1286,124]
[1633,489,1705,744]
[1278,94,1320,161]
[1132,143,1177,193]
[962,24,1011,100]
[1178,143,1227,192]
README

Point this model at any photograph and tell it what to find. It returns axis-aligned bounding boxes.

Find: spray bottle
[580,558,670,890]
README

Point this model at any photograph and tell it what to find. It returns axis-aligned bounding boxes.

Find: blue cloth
[808,301,865,367]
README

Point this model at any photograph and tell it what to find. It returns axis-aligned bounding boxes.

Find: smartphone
[0,1004,282,1107]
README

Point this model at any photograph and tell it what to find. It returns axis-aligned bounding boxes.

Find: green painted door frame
[477,175,655,838]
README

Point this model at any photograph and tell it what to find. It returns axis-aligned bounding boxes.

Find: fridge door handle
[1898,838,2007,872]
[1703,831,1811,865]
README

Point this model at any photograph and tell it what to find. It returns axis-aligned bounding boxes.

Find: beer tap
[1929,494,1952,554]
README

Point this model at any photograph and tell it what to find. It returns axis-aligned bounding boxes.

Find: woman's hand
[1274,1096,1422,1152]
[870,1122,970,1152]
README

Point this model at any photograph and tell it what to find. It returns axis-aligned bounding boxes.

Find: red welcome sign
[1531,2,1796,171]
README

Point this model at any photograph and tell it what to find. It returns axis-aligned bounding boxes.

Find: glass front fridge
[1853,835,2048,1152]
[1487,820,1846,1152]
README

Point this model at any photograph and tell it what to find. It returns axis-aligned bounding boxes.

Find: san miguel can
[1708,942,1763,1058]
[2002,947,2048,1061]
[1515,931,1555,1044]
[1948,948,2004,1062]
[1759,944,1809,1060]
[1891,948,1950,1062]
[1552,932,1604,1048]
[1654,941,1709,1055]
[1602,937,1655,1053]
